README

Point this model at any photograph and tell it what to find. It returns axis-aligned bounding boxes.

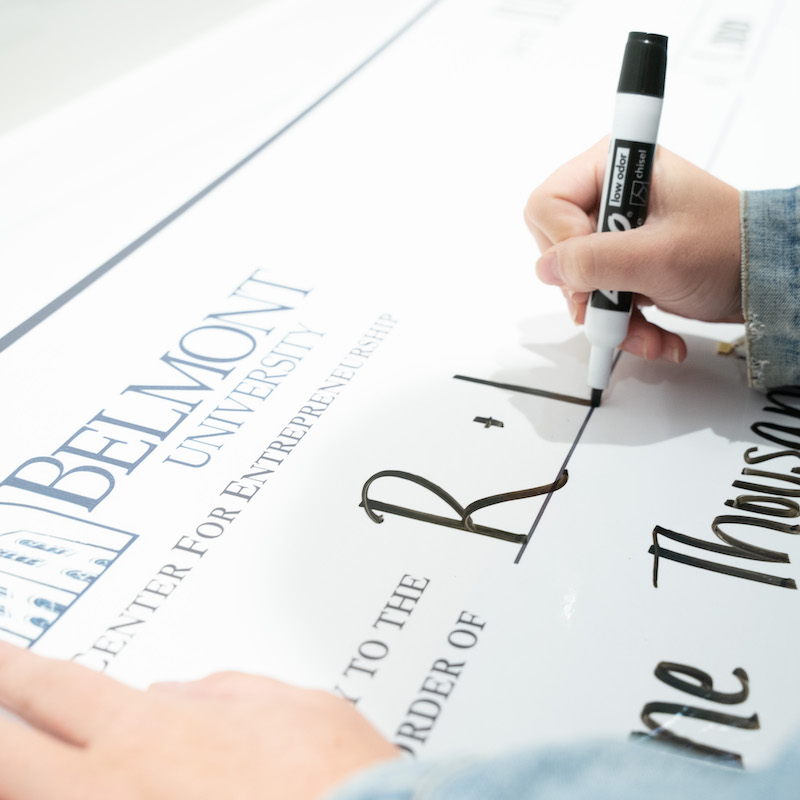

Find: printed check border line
[0,0,444,355]
[514,403,596,563]
[511,351,622,563]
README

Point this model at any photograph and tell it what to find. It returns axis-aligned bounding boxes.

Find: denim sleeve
[323,737,800,800]
[741,187,800,390]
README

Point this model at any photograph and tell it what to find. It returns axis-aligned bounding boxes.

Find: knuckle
[523,190,545,229]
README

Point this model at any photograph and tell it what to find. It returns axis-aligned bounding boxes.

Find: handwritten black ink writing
[631,661,759,767]
[743,447,800,465]
[453,374,592,407]
[650,523,797,590]
[360,470,568,545]
[750,387,800,449]
[651,386,800,589]
[473,416,504,428]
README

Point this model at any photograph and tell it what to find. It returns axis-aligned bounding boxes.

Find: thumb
[536,225,666,296]
[524,195,596,254]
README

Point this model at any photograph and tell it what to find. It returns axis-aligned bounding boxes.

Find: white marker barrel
[585,32,667,394]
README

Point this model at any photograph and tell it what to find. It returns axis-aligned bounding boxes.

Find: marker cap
[617,32,667,99]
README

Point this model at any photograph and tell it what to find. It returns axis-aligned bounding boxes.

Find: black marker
[585,32,667,407]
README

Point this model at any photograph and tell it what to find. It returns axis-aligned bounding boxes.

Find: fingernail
[567,295,579,324]
[666,345,681,364]
[537,251,562,285]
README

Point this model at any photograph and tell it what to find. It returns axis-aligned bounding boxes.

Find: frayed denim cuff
[741,187,800,390]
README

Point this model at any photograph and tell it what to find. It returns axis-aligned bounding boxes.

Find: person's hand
[0,640,399,800]
[524,139,742,362]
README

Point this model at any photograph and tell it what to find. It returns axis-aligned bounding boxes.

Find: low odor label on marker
[601,139,656,232]
[591,138,656,312]
[607,146,630,208]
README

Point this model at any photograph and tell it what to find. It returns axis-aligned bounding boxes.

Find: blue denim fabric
[325,736,800,800]
[741,187,800,390]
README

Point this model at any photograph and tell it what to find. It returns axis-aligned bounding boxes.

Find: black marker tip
[590,388,603,408]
